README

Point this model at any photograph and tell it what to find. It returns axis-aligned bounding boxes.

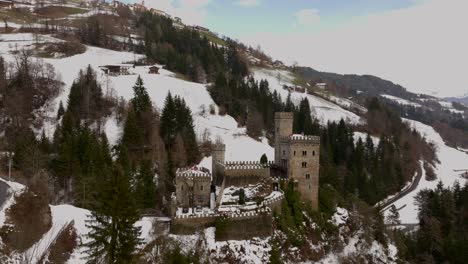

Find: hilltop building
[174,112,320,212]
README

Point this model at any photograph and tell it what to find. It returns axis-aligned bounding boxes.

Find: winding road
[379,168,423,212]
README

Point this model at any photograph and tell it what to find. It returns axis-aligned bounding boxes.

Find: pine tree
[135,160,156,209]
[387,205,401,225]
[57,100,65,120]
[260,154,268,165]
[160,92,177,148]
[131,75,151,115]
[85,164,141,263]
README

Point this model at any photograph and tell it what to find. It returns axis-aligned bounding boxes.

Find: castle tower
[287,135,320,210]
[274,112,320,210]
[274,112,294,166]
[212,143,225,184]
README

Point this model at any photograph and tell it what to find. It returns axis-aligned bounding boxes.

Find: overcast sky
[133,0,468,98]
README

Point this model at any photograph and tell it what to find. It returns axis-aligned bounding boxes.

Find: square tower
[287,135,320,210]
[274,112,320,210]
[274,112,293,166]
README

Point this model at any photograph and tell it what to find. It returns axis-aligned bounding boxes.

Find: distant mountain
[445,96,468,105]
[296,66,418,100]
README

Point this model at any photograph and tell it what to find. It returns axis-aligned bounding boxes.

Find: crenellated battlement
[274,112,294,119]
[176,167,211,179]
[279,134,320,145]
[224,161,273,171]
[224,160,274,166]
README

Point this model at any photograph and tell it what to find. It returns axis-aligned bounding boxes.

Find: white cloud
[295,9,320,26]
[236,0,260,7]
[241,0,468,97]
[143,0,212,25]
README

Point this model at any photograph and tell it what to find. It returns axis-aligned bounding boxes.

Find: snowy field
[385,119,468,224]
[380,94,421,107]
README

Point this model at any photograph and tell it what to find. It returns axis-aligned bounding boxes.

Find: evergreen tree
[160,92,177,148]
[135,160,156,209]
[57,100,65,120]
[85,164,141,263]
[260,153,268,165]
[131,75,151,115]
[387,205,401,225]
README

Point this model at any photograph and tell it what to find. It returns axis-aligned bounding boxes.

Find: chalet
[112,0,125,8]
[150,8,170,18]
[294,86,306,93]
[132,3,147,13]
[315,83,327,90]
[0,0,14,9]
[192,25,209,32]
[148,66,160,74]
[99,64,133,76]
[273,60,285,68]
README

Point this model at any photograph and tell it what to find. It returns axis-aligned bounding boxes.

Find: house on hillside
[315,83,327,90]
[273,60,285,68]
[132,2,147,13]
[192,25,209,32]
[150,8,170,18]
[112,0,125,8]
[0,0,14,9]
[148,66,159,74]
[174,17,182,23]
[99,64,133,76]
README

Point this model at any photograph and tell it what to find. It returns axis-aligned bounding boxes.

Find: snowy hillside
[252,68,362,125]
[385,119,468,224]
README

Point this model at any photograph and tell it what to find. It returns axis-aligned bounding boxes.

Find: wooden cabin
[148,66,160,74]
[0,0,14,9]
[99,64,132,76]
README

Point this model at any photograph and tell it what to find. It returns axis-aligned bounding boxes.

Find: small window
[302,162,307,168]
[306,174,310,180]
[302,151,307,156]
[293,151,296,156]
[200,185,203,191]
[283,150,286,155]
[313,151,316,156]
[309,184,311,189]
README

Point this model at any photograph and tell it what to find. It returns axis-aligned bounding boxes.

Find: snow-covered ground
[380,94,421,107]
[385,119,468,224]
[1,33,274,162]
[353,131,380,146]
[252,68,362,125]
[0,178,25,227]
[170,227,271,264]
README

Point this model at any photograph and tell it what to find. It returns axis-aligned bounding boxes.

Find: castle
[174,112,320,215]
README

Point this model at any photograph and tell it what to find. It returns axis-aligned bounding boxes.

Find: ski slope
[385,119,468,224]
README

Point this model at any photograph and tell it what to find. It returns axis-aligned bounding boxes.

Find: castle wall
[224,163,271,187]
[171,210,272,240]
[215,211,272,241]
